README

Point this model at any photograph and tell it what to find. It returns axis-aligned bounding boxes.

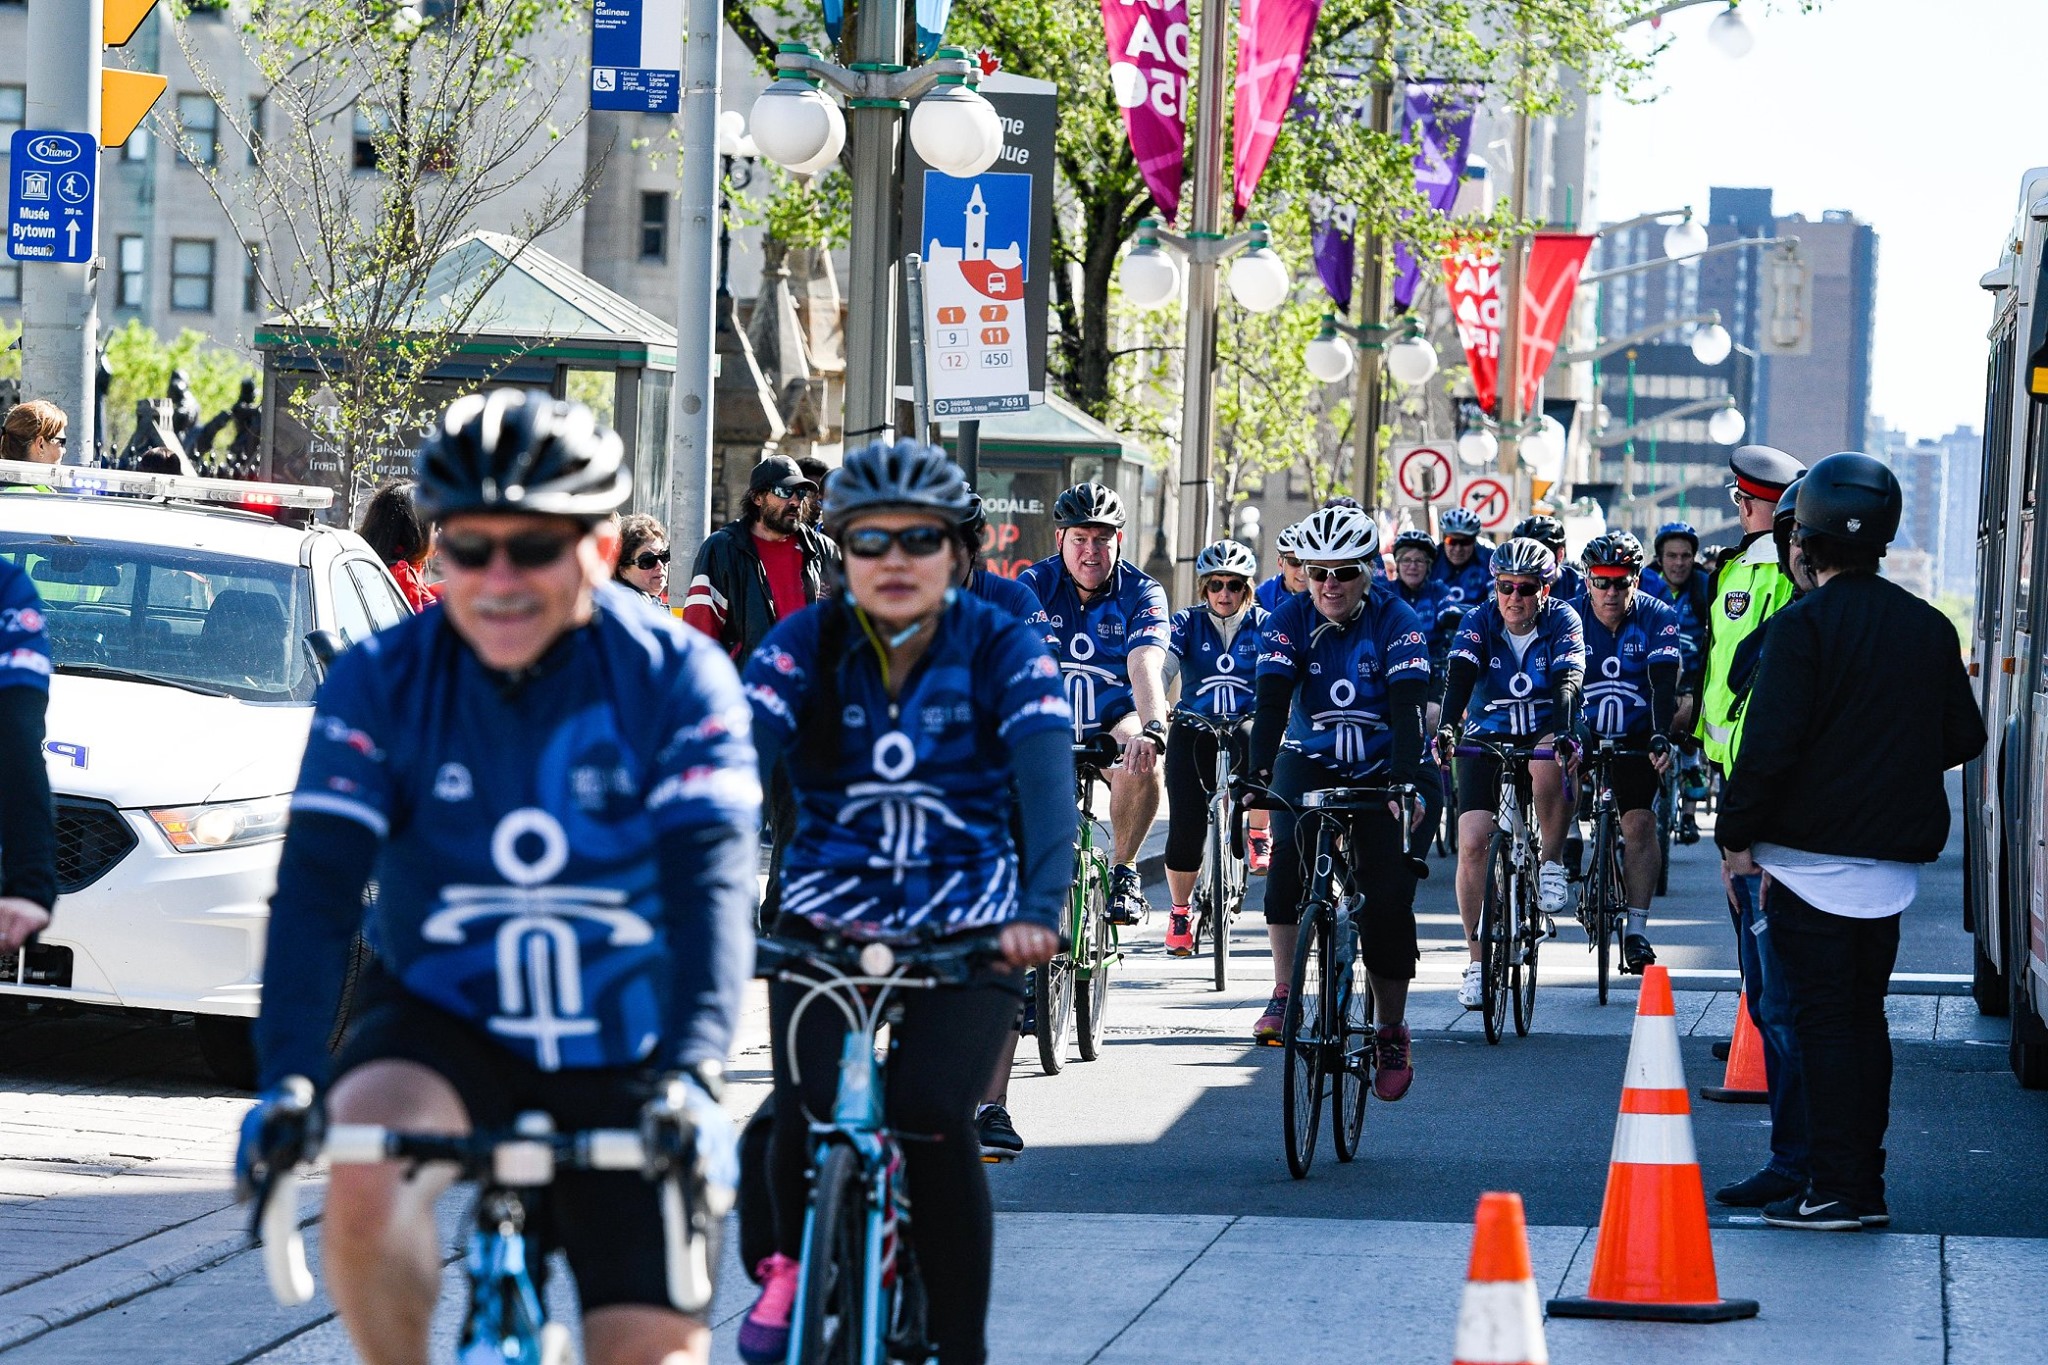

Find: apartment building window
[352,104,388,171]
[171,238,215,312]
[639,192,668,262]
[177,93,219,167]
[117,235,145,309]
[0,85,23,139]
[243,246,262,313]
[246,95,265,165]
[123,128,149,163]
[0,264,18,305]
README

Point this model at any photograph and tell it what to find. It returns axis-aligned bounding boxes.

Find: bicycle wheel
[1034,947,1075,1075]
[1479,833,1512,1045]
[1075,863,1113,1061]
[1513,860,1540,1038]
[1207,806,1233,991]
[1281,907,1327,1179]
[794,1144,865,1365]
[1590,810,1615,1006]
[1330,905,1373,1163]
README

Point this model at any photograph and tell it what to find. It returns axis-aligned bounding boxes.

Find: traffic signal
[1760,239,1810,358]
[102,1,168,151]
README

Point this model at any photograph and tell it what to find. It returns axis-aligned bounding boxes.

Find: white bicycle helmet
[1195,538,1258,579]
[1490,536,1557,583]
[1291,505,1379,563]
[1439,507,1483,538]
[1274,521,1303,556]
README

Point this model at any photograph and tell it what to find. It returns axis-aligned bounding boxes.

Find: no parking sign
[1391,443,1456,508]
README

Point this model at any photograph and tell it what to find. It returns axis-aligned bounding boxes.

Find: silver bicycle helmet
[1439,507,1483,538]
[1052,481,1126,529]
[1195,539,1258,579]
[1490,536,1557,583]
[1291,505,1380,563]
[1391,529,1438,563]
[821,439,973,536]
[416,389,630,524]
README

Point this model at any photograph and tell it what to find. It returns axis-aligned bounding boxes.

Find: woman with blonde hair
[0,401,68,465]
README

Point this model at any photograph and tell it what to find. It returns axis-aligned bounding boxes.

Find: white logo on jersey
[1055,628,1120,739]
[420,808,652,1070]
[1308,676,1384,766]
[1584,653,1644,735]
[433,762,473,802]
[834,731,967,886]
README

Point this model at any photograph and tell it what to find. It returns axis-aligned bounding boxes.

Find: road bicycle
[1578,738,1666,1004]
[1034,733,1122,1073]
[246,1078,724,1365]
[1171,707,1248,991]
[757,930,1009,1365]
[1654,756,1679,897]
[1455,741,1558,1044]
[1271,781,1421,1180]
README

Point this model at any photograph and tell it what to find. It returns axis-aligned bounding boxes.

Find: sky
[1595,0,2048,441]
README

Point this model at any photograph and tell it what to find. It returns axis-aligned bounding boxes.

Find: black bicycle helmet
[1581,530,1646,574]
[1052,480,1126,530]
[1774,475,1804,527]
[1391,529,1438,563]
[1490,536,1557,583]
[416,389,630,523]
[1512,514,1567,552]
[1794,452,1900,547]
[1439,507,1483,539]
[958,481,988,541]
[1653,520,1700,555]
[821,439,972,536]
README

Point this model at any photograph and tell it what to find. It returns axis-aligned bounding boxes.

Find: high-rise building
[1937,426,1982,599]
[1762,209,1878,461]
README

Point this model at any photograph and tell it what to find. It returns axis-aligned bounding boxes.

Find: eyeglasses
[1587,574,1633,592]
[1495,580,1542,599]
[1204,577,1248,595]
[1304,564,1365,583]
[1729,487,1756,508]
[440,528,578,571]
[630,548,671,570]
[843,524,953,559]
[1278,554,1302,568]
[768,483,815,501]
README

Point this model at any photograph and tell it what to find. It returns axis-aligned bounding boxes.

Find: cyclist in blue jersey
[1432,506,1494,607]
[1387,529,1449,705]
[241,392,758,1365]
[1639,520,1713,819]
[1018,482,1170,925]
[737,440,1072,1365]
[1161,539,1272,954]
[957,486,1043,623]
[1437,537,1586,1010]
[0,556,54,953]
[1245,506,1432,1095]
[1513,514,1583,602]
[1255,521,1307,613]
[1571,531,1682,972]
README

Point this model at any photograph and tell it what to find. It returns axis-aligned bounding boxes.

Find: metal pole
[958,419,979,484]
[1172,0,1230,602]
[22,2,102,462]
[1350,73,1396,509]
[903,253,932,440]
[1495,105,1532,491]
[669,0,722,556]
[842,0,908,446]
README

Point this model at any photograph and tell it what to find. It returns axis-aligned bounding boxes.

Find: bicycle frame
[1455,741,1556,1042]
[1171,708,1247,987]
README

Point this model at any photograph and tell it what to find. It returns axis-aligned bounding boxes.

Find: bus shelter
[940,395,1149,576]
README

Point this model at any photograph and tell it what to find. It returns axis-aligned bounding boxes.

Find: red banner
[1231,0,1324,218]
[1442,232,1595,415]
[1102,0,1191,220]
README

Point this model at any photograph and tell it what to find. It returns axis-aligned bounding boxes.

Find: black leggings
[767,963,1020,1365]
[1261,751,1420,980]
[1164,718,1248,873]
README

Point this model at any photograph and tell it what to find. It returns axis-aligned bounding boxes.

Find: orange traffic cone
[1454,1192,1548,1365]
[1548,965,1758,1323]
[1700,991,1770,1104]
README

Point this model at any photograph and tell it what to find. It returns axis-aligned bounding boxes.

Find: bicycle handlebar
[1452,743,1558,762]
[1168,707,1242,737]
[753,928,1015,986]
[1072,732,1125,771]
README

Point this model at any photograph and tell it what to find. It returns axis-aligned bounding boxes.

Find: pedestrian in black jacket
[681,454,839,662]
[1717,453,1987,1232]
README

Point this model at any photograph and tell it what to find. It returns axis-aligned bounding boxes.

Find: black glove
[235,1076,320,1205]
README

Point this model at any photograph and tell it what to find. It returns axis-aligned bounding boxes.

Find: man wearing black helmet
[1019,481,1171,925]
[240,391,759,1365]
[1719,453,1985,1231]
[1512,514,1583,601]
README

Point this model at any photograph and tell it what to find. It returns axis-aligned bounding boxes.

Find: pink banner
[1231,0,1323,218]
[1443,233,1595,415]
[1444,239,1503,412]
[1102,0,1191,221]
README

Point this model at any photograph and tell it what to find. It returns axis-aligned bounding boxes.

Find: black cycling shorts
[331,961,701,1315]
[1260,751,1419,980]
[1164,717,1248,873]
[1599,752,1660,817]
[1453,742,1555,817]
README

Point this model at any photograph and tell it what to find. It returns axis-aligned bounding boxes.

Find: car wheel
[195,1015,258,1090]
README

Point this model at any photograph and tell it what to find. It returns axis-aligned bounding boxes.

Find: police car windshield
[0,532,317,706]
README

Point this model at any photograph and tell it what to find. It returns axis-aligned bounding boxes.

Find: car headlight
[149,796,291,852]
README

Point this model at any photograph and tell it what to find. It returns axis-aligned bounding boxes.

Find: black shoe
[1678,818,1701,846]
[1860,1204,1891,1228]
[976,1104,1023,1161]
[1714,1167,1806,1207]
[1108,865,1147,926]
[1623,933,1656,973]
[1711,1039,1731,1062]
[1762,1193,1866,1231]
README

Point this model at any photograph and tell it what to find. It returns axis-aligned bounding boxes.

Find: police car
[0,460,410,1084]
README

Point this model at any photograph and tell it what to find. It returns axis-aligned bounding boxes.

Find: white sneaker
[1458,962,1485,1009]
[1538,861,1570,914]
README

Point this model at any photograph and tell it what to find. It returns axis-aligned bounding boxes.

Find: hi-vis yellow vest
[1698,533,1794,770]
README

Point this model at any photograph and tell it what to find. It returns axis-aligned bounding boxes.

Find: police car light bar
[0,458,335,510]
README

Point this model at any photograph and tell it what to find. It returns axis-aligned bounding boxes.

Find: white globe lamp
[1386,334,1440,387]
[1227,224,1290,313]
[750,72,845,172]
[910,62,1004,178]
[1121,228,1182,311]
[1305,327,1355,384]
[1457,428,1499,468]
[1690,321,1733,366]
[1708,6,1756,59]
[1521,415,1567,482]
[717,110,748,157]
[1663,217,1709,261]
[1594,403,1613,431]
[1708,405,1747,445]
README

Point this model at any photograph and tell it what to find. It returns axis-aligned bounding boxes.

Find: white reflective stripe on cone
[1622,1013,1686,1090]
[1453,1279,1549,1365]
[1610,1111,1700,1167]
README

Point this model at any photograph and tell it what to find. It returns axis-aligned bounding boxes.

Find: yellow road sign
[105,0,162,48]
[102,69,166,149]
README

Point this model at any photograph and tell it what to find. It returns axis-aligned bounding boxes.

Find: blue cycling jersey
[1017,555,1169,739]
[1388,577,1447,630]
[967,566,1044,624]
[1638,567,1708,676]
[1448,597,1587,738]
[1167,603,1268,718]
[1553,562,1586,602]
[0,560,51,695]
[1256,587,1430,779]
[744,592,1072,938]
[1255,573,1300,615]
[1571,592,1683,739]
[1431,547,1494,608]
[283,585,761,1072]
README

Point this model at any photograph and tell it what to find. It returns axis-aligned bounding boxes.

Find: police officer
[1718,454,1986,1230]
[0,554,55,953]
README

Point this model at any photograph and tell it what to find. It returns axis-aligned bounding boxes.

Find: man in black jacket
[681,454,839,662]
[1717,452,1987,1231]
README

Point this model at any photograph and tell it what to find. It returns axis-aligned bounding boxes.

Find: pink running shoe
[1165,908,1194,957]
[1253,985,1289,1045]
[1246,827,1272,875]
[1373,1023,1414,1102]
[737,1253,800,1363]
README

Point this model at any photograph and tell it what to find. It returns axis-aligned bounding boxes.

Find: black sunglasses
[1495,580,1542,599]
[440,528,577,571]
[630,548,672,570]
[769,483,816,500]
[1204,577,1248,595]
[1304,564,1365,583]
[843,524,953,559]
[1587,575,1633,591]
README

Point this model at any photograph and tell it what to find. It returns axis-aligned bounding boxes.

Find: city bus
[1965,166,2048,1088]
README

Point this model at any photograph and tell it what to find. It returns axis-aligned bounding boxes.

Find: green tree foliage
[101,319,260,454]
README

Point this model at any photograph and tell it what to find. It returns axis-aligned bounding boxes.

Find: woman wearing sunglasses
[1244,506,1434,1098]
[736,440,1075,1365]
[1437,537,1587,1011]
[612,512,671,605]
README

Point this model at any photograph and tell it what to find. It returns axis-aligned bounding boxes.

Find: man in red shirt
[682,455,838,660]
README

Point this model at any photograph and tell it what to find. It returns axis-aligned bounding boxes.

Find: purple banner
[1392,82,1475,311]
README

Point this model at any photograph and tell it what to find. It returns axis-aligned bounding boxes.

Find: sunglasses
[1204,577,1248,595]
[769,483,815,501]
[843,524,953,559]
[1587,574,1632,591]
[50,435,67,447]
[1304,564,1365,583]
[440,528,578,571]
[630,548,671,570]
[1495,580,1542,599]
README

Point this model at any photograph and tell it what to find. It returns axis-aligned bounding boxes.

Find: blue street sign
[591,0,682,115]
[8,130,97,265]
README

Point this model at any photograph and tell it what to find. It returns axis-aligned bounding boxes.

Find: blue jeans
[1730,871,1809,1180]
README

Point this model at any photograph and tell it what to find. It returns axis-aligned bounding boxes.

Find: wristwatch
[1140,720,1168,753]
